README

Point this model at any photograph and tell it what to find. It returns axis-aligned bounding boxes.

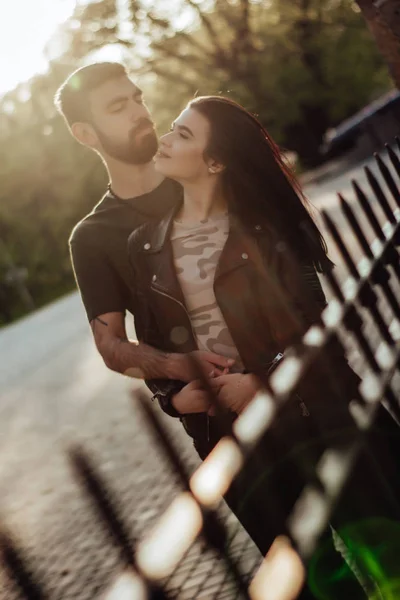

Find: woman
[128,96,400,598]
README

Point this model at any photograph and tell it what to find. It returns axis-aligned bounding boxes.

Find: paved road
[0,150,398,599]
[0,294,262,599]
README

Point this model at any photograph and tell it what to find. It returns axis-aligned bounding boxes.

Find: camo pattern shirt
[171,214,243,371]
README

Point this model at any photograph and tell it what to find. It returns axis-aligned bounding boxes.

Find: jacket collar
[139,199,270,289]
[140,202,181,254]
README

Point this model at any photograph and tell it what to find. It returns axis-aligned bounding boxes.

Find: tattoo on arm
[95,316,109,326]
[91,316,114,337]
[90,317,173,378]
[110,339,172,379]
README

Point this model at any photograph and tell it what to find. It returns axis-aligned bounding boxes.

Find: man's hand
[209,373,261,414]
[169,351,235,383]
[171,380,212,414]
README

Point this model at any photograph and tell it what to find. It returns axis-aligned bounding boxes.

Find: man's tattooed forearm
[90,317,174,378]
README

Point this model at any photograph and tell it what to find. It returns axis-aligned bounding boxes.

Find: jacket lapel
[140,202,187,307]
[142,211,266,297]
[214,219,265,284]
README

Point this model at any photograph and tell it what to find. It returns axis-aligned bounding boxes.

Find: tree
[0,64,107,323]
[356,0,400,89]
[53,0,392,166]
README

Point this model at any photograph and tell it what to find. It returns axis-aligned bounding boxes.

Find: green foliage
[0,0,393,325]
[130,0,392,151]
[0,66,107,325]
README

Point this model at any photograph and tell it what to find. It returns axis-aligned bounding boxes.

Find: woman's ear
[71,122,98,149]
[207,158,226,175]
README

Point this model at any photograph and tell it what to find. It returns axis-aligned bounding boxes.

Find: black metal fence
[1,140,399,600]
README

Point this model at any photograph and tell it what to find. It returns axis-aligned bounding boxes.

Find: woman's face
[154,107,212,181]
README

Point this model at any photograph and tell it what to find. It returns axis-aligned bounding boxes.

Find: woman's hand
[209,373,262,414]
[169,350,235,382]
[187,350,235,378]
[171,380,212,414]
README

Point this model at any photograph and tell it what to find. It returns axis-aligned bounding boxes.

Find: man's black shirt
[69,177,181,322]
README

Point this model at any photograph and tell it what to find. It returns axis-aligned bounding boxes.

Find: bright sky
[0,0,196,97]
[0,0,76,96]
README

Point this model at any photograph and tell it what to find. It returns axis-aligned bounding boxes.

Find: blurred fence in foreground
[1,140,400,600]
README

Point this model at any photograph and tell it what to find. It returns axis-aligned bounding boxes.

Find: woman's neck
[177,177,228,223]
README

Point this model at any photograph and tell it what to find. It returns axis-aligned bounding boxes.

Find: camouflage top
[171,214,243,372]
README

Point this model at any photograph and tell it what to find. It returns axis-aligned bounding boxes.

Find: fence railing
[1,140,399,600]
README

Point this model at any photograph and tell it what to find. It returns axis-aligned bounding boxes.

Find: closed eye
[169,125,189,139]
[110,103,125,113]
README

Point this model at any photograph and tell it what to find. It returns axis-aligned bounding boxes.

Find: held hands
[171,379,213,414]
[170,351,235,415]
[209,373,261,414]
[176,351,235,382]
[172,371,261,415]
[172,365,230,415]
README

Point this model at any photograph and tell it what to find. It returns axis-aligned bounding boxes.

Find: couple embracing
[56,62,400,599]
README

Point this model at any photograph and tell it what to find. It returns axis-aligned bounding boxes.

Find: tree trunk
[356,0,400,89]
[285,0,332,166]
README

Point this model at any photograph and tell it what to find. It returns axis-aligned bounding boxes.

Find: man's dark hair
[54,62,128,127]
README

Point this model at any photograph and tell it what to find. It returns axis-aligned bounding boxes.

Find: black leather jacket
[127,204,330,455]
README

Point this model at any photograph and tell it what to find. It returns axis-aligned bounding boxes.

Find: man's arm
[91,312,234,382]
[90,311,187,380]
[70,228,233,382]
[70,231,187,380]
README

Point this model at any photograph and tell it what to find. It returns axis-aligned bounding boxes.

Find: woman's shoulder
[127,202,176,256]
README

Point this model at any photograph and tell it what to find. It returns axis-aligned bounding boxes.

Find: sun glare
[0,0,75,96]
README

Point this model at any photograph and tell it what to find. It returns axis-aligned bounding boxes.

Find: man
[54,62,233,392]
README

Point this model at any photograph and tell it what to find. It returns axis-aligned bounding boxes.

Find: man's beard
[96,119,159,165]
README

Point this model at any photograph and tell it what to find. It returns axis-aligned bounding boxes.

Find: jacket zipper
[151,285,211,441]
[151,284,197,341]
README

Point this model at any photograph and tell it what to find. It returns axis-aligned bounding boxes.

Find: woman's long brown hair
[189,95,334,273]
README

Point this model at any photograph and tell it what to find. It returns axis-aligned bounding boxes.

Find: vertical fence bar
[386,144,400,178]
[374,152,400,208]
[339,193,400,322]
[69,447,173,599]
[0,531,47,600]
[364,166,397,225]
[351,180,400,281]
[69,448,135,567]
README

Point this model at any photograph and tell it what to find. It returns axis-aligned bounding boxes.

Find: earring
[208,167,216,174]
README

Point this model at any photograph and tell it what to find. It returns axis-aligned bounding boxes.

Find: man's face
[88,76,158,165]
